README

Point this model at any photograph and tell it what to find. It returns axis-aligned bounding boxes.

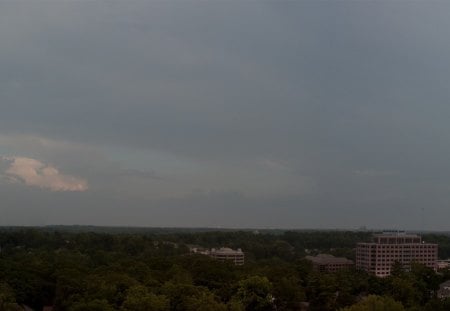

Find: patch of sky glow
[102,144,204,176]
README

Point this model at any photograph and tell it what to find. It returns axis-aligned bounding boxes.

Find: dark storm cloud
[1,1,450,228]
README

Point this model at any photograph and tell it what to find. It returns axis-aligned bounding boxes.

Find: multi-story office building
[356,232,437,277]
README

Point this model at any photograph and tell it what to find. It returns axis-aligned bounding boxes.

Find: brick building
[305,254,354,272]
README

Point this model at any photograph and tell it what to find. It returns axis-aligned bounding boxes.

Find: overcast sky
[1,1,450,229]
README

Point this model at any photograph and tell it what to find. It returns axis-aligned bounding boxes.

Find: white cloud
[2,156,88,192]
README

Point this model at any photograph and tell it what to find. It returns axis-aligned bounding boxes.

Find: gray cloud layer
[1,1,450,229]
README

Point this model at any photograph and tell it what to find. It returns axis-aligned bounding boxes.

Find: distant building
[189,246,210,255]
[438,280,450,299]
[356,231,438,277]
[437,259,450,270]
[190,246,245,265]
[210,247,245,265]
[305,254,354,272]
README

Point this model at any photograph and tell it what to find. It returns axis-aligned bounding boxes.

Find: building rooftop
[211,247,244,254]
[373,232,420,238]
[356,232,437,245]
[305,254,353,265]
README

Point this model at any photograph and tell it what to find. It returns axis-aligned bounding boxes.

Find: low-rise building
[210,247,245,265]
[437,259,450,270]
[438,280,450,299]
[190,246,245,265]
[189,246,210,255]
[305,254,354,272]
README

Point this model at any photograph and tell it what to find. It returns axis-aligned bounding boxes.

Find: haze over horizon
[1,1,450,230]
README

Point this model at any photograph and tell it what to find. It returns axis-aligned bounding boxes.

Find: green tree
[410,262,441,302]
[234,276,274,311]
[121,285,169,311]
[388,276,419,307]
[69,299,114,311]
[273,276,306,311]
[161,282,202,311]
[227,299,245,311]
[84,272,139,307]
[184,291,227,311]
[0,283,21,311]
[423,297,450,311]
[340,295,405,311]
[306,272,339,311]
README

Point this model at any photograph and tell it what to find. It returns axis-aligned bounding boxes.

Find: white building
[190,246,245,265]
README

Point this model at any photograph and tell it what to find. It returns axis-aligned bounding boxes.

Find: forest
[0,228,450,310]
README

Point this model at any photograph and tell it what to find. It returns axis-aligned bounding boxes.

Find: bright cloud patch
[3,157,88,192]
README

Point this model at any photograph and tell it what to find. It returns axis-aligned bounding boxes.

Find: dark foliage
[0,228,448,310]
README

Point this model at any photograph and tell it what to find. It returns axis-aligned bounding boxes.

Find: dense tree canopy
[0,228,449,310]
[341,295,405,311]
